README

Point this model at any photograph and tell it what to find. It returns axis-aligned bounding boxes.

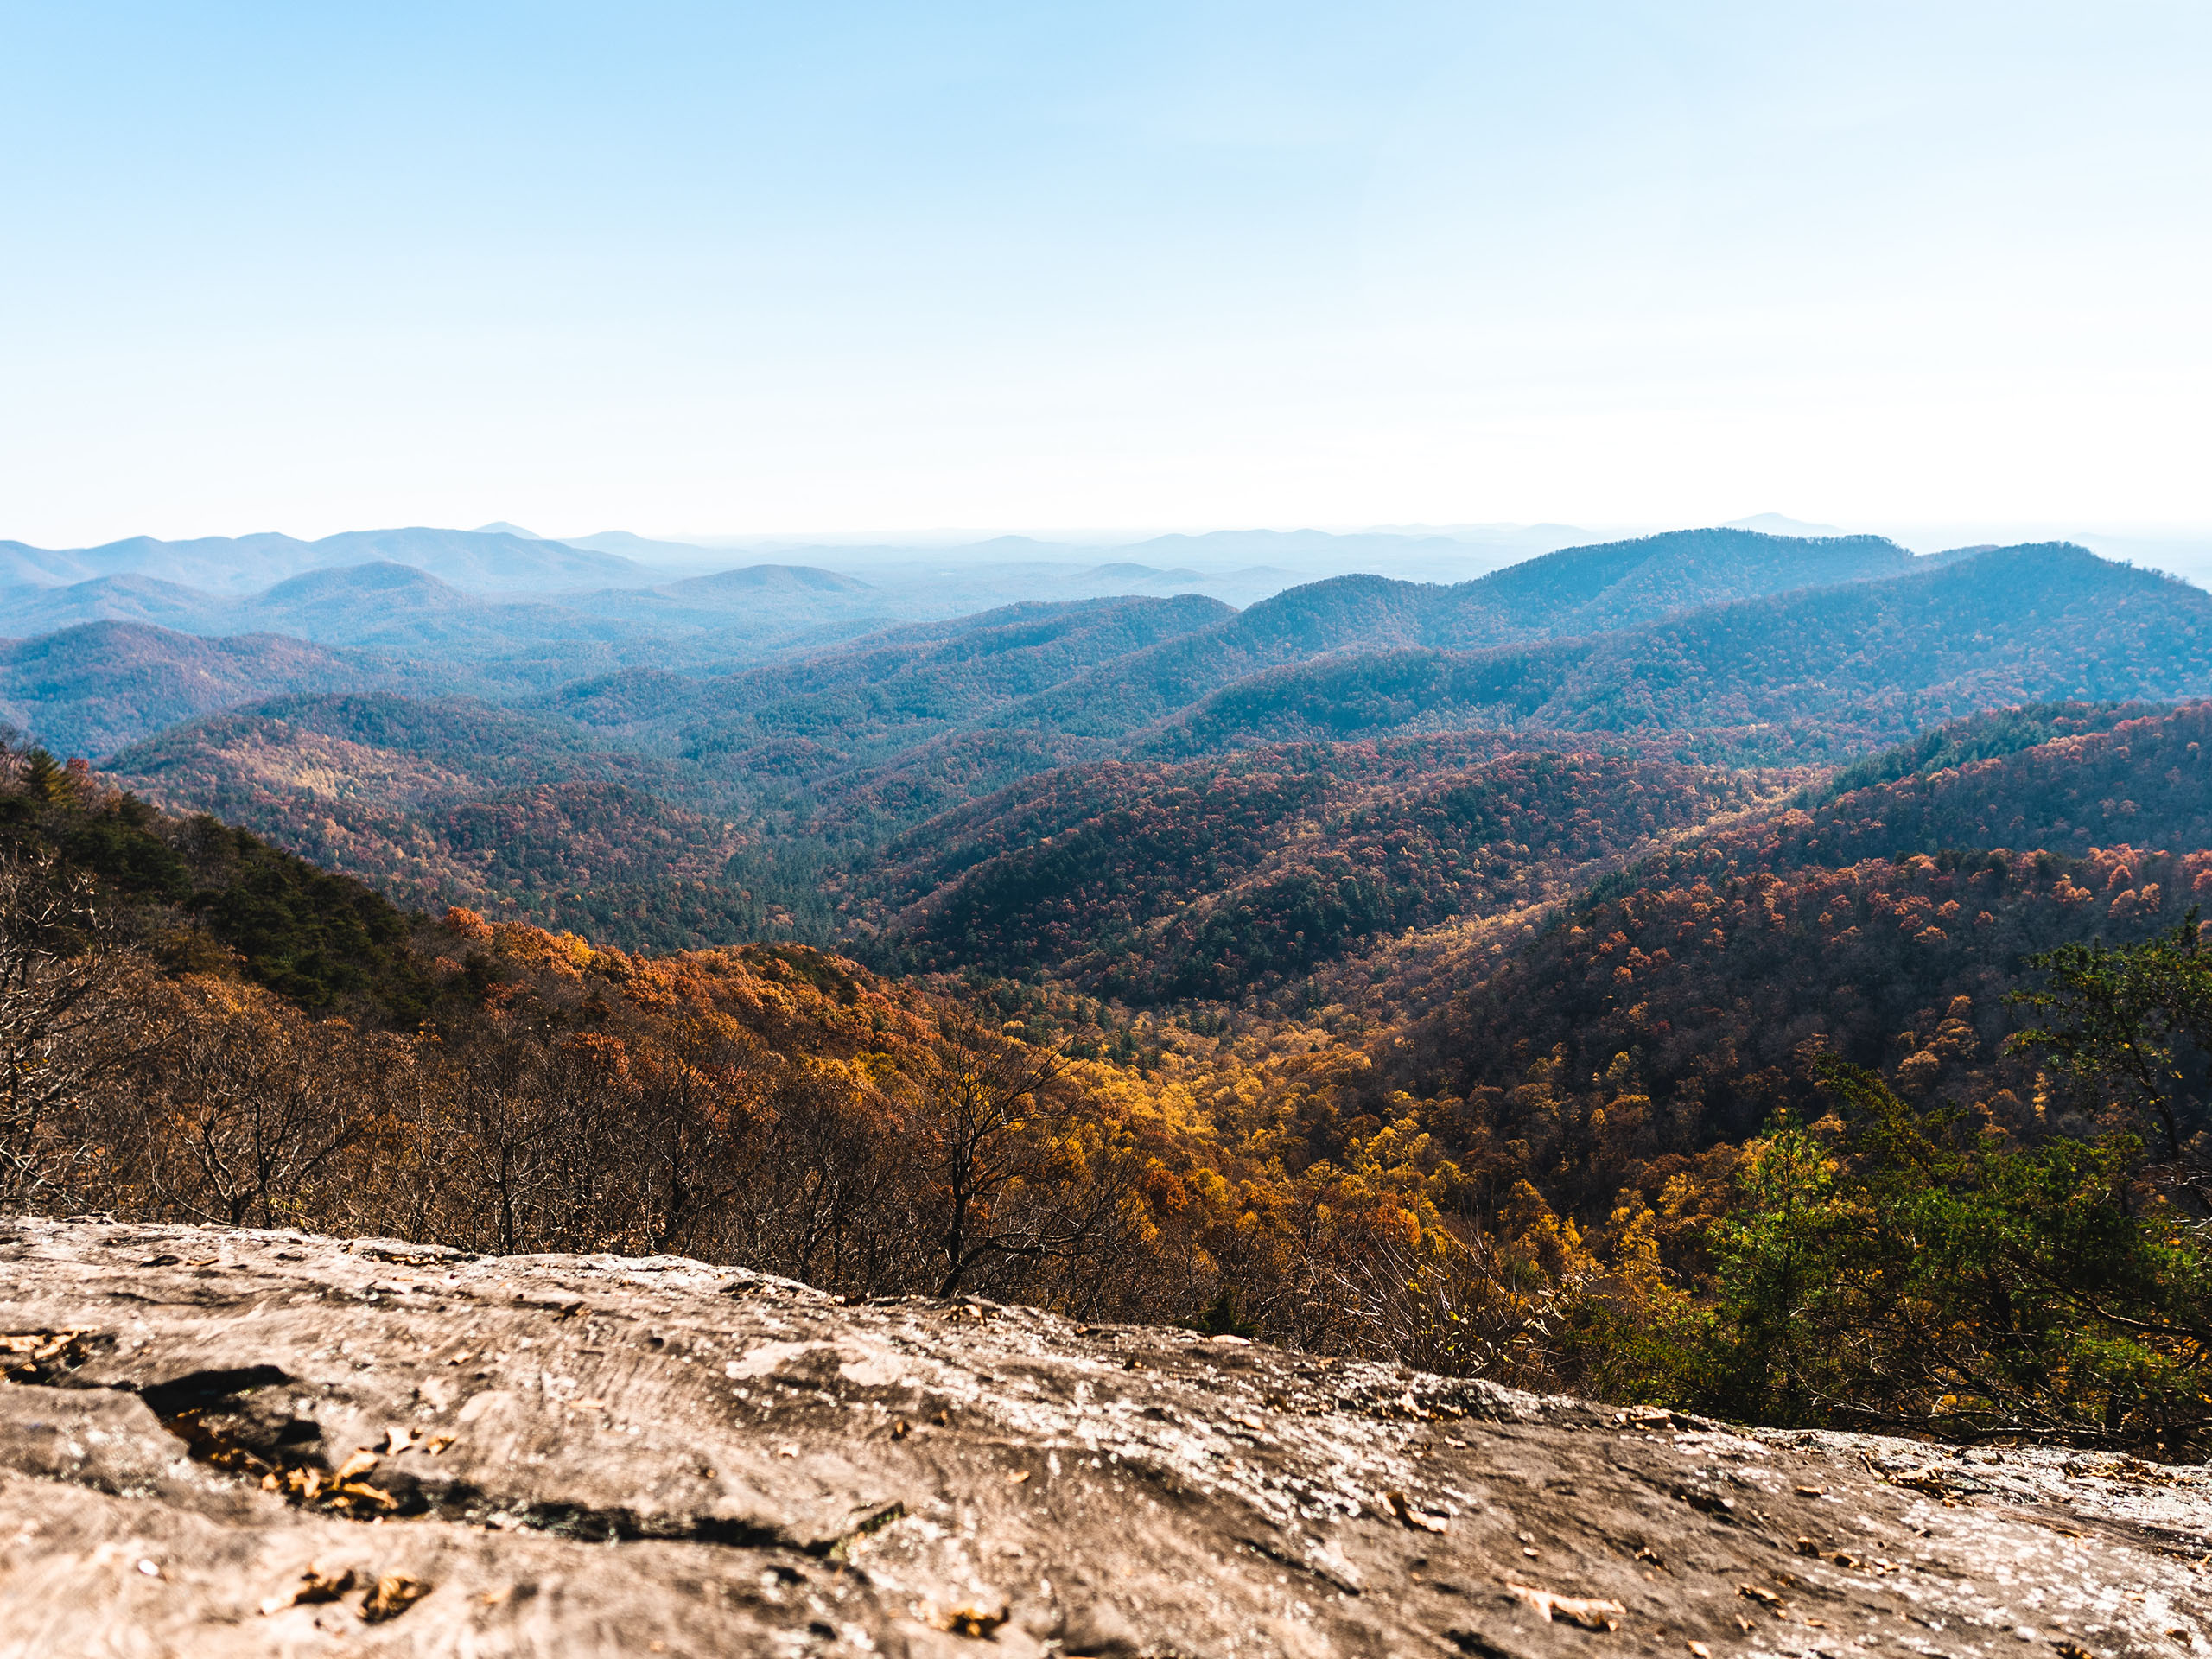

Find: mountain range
[0,523,2183,957]
[17,512,2212,1454]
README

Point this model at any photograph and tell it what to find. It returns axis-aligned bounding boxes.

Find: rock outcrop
[3,1216,2209,1657]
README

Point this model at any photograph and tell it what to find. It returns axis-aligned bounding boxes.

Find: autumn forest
[10,526,2212,1456]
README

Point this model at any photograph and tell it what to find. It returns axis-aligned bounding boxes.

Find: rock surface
[3,1217,2210,1657]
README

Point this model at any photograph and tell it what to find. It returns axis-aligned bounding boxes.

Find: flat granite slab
[2,1215,2207,1657]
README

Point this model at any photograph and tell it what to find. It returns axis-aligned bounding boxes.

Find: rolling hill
[1307,700,2212,1216]
[996,527,1916,741]
[105,693,782,950]
[551,594,1236,804]
[33,528,2212,963]
[856,743,1790,1001]
[0,623,391,760]
[1145,543,2212,760]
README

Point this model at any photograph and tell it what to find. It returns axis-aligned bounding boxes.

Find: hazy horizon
[12,514,2211,592]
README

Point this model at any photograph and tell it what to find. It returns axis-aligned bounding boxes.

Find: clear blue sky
[3,2,2207,545]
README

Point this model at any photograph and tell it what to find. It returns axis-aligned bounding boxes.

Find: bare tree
[918,1021,1138,1299]
[130,980,368,1229]
[435,1015,563,1255]
[0,853,133,1208]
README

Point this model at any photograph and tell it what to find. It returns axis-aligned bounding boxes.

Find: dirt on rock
[3,1215,2209,1657]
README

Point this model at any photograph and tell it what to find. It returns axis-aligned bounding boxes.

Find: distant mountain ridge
[995,527,1916,742]
[19,524,2207,966]
[1143,543,2212,760]
[0,525,649,595]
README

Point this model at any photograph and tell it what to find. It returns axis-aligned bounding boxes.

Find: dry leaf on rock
[360,1573,432,1623]
[933,1603,1009,1638]
[1506,1583,1624,1631]
[258,1564,354,1615]
[1386,1489,1447,1533]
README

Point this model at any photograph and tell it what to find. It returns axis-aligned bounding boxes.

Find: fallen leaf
[890,1421,910,1440]
[934,1603,1009,1638]
[1794,1536,1821,1556]
[0,1328,98,1380]
[333,1450,380,1482]
[360,1573,432,1624]
[424,1433,456,1455]
[259,1564,354,1615]
[1386,1490,1447,1534]
[1505,1584,1624,1632]
[378,1427,415,1454]
[1739,1584,1783,1609]
[1687,1643,1713,1658]
[1007,1469,1031,1484]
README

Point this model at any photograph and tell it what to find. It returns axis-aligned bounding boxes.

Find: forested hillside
[1003,526,1915,741]
[0,623,393,769]
[861,743,1791,1001]
[16,662,2212,1450]
[17,535,2202,971]
[563,592,1231,776]
[14,527,2212,1454]
[1149,545,2212,760]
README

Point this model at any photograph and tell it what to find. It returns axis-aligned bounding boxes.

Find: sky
[3,2,2208,548]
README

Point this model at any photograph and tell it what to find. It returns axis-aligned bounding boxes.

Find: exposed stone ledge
[2,1215,2207,1656]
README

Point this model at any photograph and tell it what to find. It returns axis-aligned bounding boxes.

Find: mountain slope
[1007,527,1914,741]
[1147,544,2212,760]
[1338,701,2212,1216]
[1,573,229,634]
[0,737,435,1020]
[106,694,783,950]
[555,594,1235,791]
[0,624,388,759]
[861,743,1787,1001]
